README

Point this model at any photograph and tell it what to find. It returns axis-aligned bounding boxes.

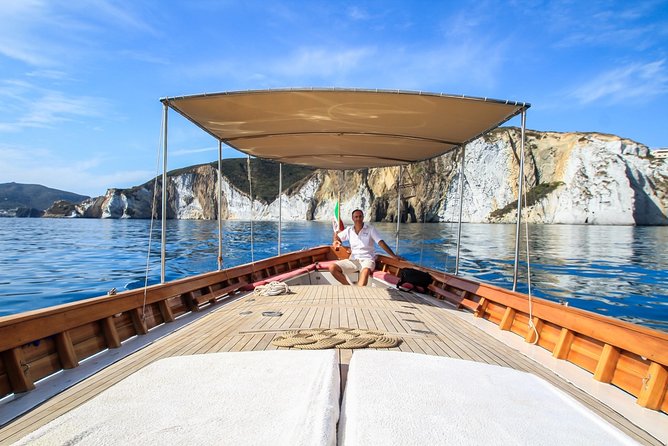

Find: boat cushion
[338,350,637,446]
[371,270,400,285]
[243,266,312,290]
[16,350,340,446]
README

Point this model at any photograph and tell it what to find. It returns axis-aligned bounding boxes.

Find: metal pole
[395,165,402,253]
[278,163,282,256]
[513,111,527,291]
[217,140,223,270]
[455,146,465,275]
[247,155,254,263]
[160,102,168,283]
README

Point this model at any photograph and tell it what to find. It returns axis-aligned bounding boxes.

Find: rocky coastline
[39,128,668,225]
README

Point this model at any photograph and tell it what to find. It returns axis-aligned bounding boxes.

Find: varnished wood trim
[158,301,175,323]
[1,348,34,392]
[553,328,574,359]
[130,308,149,335]
[476,298,489,318]
[499,307,516,331]
[594,344,620,383]
[101,317,121,349]
[54,331,78,369]
[525,317,543,344]
[637,362,668,410]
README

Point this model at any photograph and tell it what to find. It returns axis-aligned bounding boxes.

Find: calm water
[0,219,666,331]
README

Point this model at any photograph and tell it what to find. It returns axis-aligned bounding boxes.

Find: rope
[521,146,538,345]
[141,112,165,321]
[254,281,290,296]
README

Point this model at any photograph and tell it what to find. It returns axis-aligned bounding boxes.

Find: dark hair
[351,209,364,217]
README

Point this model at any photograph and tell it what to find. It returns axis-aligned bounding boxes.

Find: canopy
[162,88,529,170]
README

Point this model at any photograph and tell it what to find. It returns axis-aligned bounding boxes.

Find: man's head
[352,209,364,223]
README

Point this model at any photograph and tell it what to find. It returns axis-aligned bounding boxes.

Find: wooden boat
[1,89,666,444]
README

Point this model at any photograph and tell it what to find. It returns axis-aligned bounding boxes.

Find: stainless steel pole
[455,146,465,275]
[395,165,402,253]
[512,111,527,291]
[278,163,282,255]
[217,140,223,270]
[160,102,168,283]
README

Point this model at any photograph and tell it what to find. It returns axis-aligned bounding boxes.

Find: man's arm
[378,240,401,260]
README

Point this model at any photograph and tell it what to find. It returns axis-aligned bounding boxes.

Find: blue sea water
[0,218,666,332]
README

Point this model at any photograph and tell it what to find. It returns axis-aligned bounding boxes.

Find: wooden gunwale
[374,255,668,412]
[1,285,663,445]
[0,246,332,400]
[1,245,667,415]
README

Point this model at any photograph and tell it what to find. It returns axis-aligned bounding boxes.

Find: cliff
[48,128,668,225]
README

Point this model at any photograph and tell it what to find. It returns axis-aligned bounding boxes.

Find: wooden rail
[375,255,668,413]
[2,246,666,415]
[0,246,333,400]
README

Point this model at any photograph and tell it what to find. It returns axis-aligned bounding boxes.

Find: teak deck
[0,285,662,445]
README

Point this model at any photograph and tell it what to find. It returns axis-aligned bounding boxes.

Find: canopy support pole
[160,103,168,284]
[455,146,465,275]
[278,163,283,255]
[513,110,527,291]
[395,165,402,253]
[217,140,223,270]
[247,155,254,263]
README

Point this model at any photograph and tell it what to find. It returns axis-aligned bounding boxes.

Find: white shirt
[338,223,384,260]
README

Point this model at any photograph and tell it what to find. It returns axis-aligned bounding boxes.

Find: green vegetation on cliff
[490,182,564,219]
[168,158,315,204]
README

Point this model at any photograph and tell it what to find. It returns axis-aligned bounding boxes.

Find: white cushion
[17,350,340,446]
[339,350,637,446]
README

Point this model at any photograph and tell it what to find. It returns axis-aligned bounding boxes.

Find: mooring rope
[141,113,165,321]
[521,147,538,344]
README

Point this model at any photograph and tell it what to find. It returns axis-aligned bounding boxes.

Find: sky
[0,0,667,197]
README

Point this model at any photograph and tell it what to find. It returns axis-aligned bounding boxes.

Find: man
[329,209,400,286]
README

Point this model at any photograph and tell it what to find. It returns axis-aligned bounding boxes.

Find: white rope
[254,281,290,296]
[521,151,538,345]
[141,113,165,320]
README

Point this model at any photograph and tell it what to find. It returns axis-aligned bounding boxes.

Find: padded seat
[339,350,637,446]
[16,350,340,446]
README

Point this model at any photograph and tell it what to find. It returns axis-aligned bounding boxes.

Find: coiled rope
[254,281,290,296]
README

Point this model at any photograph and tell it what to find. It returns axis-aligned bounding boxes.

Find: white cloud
[273,47,376,78]
[171,146,217,157]
[0,143,152,196]
[0,80,109,131]
[569,60,668,105]
[347,6,370,21]
[0,0,157,68]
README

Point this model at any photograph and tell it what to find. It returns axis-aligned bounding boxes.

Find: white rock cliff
[71,128,667,225]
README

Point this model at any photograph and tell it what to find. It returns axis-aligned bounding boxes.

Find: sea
[0,218,666,332]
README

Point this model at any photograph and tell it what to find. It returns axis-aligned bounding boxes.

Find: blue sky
[1,0,666,197]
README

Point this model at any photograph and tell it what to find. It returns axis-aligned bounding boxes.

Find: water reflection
[0,219,666,332]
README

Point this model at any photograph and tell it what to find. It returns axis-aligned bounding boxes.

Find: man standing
[329,209,400,286]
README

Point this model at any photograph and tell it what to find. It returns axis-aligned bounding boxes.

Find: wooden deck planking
[0,285,662,446]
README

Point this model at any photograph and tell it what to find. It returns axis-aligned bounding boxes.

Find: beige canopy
[162,88,529,170]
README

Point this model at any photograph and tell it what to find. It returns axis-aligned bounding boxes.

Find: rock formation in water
[46,128,668,225]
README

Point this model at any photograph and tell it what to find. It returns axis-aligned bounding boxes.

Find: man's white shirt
[337,224,383,260]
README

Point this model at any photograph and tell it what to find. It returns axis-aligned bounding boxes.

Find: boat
[0,89,666,444]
